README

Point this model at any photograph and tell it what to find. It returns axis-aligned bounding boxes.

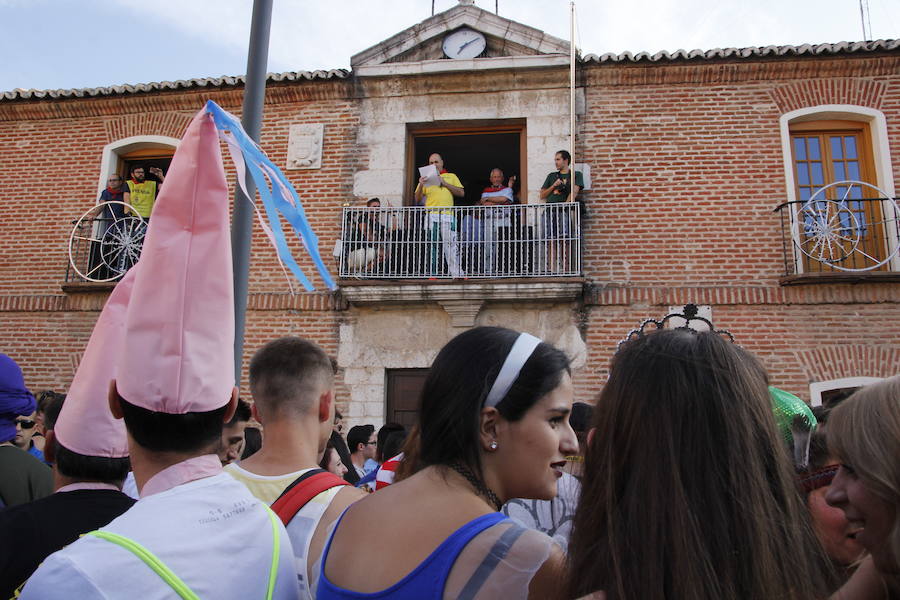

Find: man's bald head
[249,337,334,419]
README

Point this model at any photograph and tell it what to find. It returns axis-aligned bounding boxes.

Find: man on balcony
[414,153,464,278]
[124,165,165,220]
[481,168,516,275]
[539,150,583,273]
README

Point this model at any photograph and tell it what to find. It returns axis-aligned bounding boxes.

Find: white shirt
[21,459,300,599]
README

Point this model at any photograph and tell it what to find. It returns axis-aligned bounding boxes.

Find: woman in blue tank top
[315,327,578,599]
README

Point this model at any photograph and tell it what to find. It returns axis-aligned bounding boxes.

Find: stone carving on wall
[287,123,324,170]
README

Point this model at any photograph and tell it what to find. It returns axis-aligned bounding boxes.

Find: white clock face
[442,28,486,59]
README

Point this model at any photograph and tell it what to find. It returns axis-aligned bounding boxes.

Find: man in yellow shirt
[414,153,464,278]
[124,166,165,219]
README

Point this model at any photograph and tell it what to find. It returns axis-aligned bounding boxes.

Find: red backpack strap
[270,469,349,525]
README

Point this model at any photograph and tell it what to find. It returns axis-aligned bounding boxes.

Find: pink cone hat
[117,107,234,414]
[55,269,136,458]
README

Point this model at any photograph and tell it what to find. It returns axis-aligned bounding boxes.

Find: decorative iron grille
[774,196,900,275]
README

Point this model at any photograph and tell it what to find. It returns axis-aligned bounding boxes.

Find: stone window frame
[96,135,180,200]
[809,376,884,407]
[778,105,898,274]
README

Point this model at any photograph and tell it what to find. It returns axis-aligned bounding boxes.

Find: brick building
[1,4,897,427]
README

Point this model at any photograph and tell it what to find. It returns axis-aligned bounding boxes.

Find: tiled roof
[1,69,350,101]
[582,39,899,63]
[2,39,897,101]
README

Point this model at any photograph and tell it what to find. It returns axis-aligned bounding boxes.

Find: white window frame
[778,105,898,273]
[809,376,884,407]
[96,135,180,199]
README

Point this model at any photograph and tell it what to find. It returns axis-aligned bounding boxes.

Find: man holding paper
[414,153,464,278]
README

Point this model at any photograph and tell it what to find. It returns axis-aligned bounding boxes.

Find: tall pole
[568,1,576,202]
[232,0,273,381]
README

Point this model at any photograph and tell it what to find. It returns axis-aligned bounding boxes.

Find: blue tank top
[317,511,509,599]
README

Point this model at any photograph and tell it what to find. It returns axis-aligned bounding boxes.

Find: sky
[1,0,899,92]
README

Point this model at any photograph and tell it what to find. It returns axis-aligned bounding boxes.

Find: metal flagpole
[569,1,576,202]
[232,0,273,380]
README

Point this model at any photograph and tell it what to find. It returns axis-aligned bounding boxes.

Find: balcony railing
[338,204,582,279]
[774,197,900,276]
[66,215,146,283]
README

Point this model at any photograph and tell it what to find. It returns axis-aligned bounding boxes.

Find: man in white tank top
[225,336,366,599]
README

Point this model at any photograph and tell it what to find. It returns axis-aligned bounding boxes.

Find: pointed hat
[116,107,234,414]
[55,269,136,457]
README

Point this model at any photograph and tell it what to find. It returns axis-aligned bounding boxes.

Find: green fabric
[263,506,280,600]
[87,531,200,600]
[769,386,817,446]
[86,505,282,600]
[541,170,584,203]
[0,445,53,508]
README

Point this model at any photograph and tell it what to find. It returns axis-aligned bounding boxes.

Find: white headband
[484,333,542,408]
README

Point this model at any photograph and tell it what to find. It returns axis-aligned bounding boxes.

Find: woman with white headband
[313,326,578,599]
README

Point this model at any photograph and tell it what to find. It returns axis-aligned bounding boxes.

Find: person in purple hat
[0,353,53,508]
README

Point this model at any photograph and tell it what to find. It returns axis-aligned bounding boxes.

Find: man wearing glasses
[0,354,53,508]
[14,413,44,462]
[346,424,377,483]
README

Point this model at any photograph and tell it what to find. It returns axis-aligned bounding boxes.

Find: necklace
[447,462,503,511]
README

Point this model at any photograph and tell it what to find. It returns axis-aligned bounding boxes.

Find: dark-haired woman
[313,326,577,599]
[565,329,831,600]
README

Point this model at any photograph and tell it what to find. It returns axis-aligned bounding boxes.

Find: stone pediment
[351,3,571,76]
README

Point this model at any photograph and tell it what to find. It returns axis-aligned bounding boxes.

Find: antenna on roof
[859,0,873,40]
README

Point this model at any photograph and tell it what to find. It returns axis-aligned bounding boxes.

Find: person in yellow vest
[124,166,165,219]
[414,153,464,278]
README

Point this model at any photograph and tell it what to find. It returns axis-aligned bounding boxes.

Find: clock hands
[458,37,481,53]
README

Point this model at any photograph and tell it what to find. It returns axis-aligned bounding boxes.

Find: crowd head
[826,375,900,577]
[414,326,576,503]
[566,329,830,600]
[249,336,335,454]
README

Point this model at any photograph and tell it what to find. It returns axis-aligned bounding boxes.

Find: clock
[442,28,486,59]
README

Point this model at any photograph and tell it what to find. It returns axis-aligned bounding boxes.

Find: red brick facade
[1,46,897,408]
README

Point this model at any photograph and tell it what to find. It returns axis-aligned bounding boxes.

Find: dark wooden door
[385,369,428,428]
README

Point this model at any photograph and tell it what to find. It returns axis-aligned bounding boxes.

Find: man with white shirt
[226,336,366,599]
[480,167,516,275]
[21,106,299,600]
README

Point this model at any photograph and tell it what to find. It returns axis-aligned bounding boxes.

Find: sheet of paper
[418,164,441,187]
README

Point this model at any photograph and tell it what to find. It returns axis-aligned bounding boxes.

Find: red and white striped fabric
[375,452,404,491]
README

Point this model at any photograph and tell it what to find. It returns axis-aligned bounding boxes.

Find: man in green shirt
[539,150,583,273]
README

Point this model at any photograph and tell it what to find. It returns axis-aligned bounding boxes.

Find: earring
[489,440,498,450]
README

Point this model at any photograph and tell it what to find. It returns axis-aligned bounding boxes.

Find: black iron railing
[774,197,900,275]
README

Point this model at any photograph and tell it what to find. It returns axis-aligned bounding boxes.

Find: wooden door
[385,368,428,428]
[790,120,887,271]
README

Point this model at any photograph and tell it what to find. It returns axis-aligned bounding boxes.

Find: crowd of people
[2,104,898,599]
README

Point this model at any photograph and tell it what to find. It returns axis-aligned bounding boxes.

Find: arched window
[96,135,179,200]
[779,106,898,273]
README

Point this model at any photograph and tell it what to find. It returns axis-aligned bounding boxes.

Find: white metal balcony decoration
[792,180,899,272]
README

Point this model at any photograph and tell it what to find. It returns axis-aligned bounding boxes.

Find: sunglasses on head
[16,419,35,430]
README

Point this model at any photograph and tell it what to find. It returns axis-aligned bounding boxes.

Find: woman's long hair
[828,375,900,574]
[565,329,830,600]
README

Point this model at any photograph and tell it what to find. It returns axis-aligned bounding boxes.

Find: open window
[405,121,526,206]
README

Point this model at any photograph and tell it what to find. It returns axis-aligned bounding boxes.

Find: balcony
[337,203,584,320]
[64,213,145,291]
[338,203,582,279]
[774,197,900,284]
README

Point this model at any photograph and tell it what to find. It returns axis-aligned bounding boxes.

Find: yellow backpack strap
[87,531,200,600]
[86,505,281,600]
[263,505,281,600]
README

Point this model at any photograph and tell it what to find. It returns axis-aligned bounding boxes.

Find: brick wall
[1,52,898,404]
